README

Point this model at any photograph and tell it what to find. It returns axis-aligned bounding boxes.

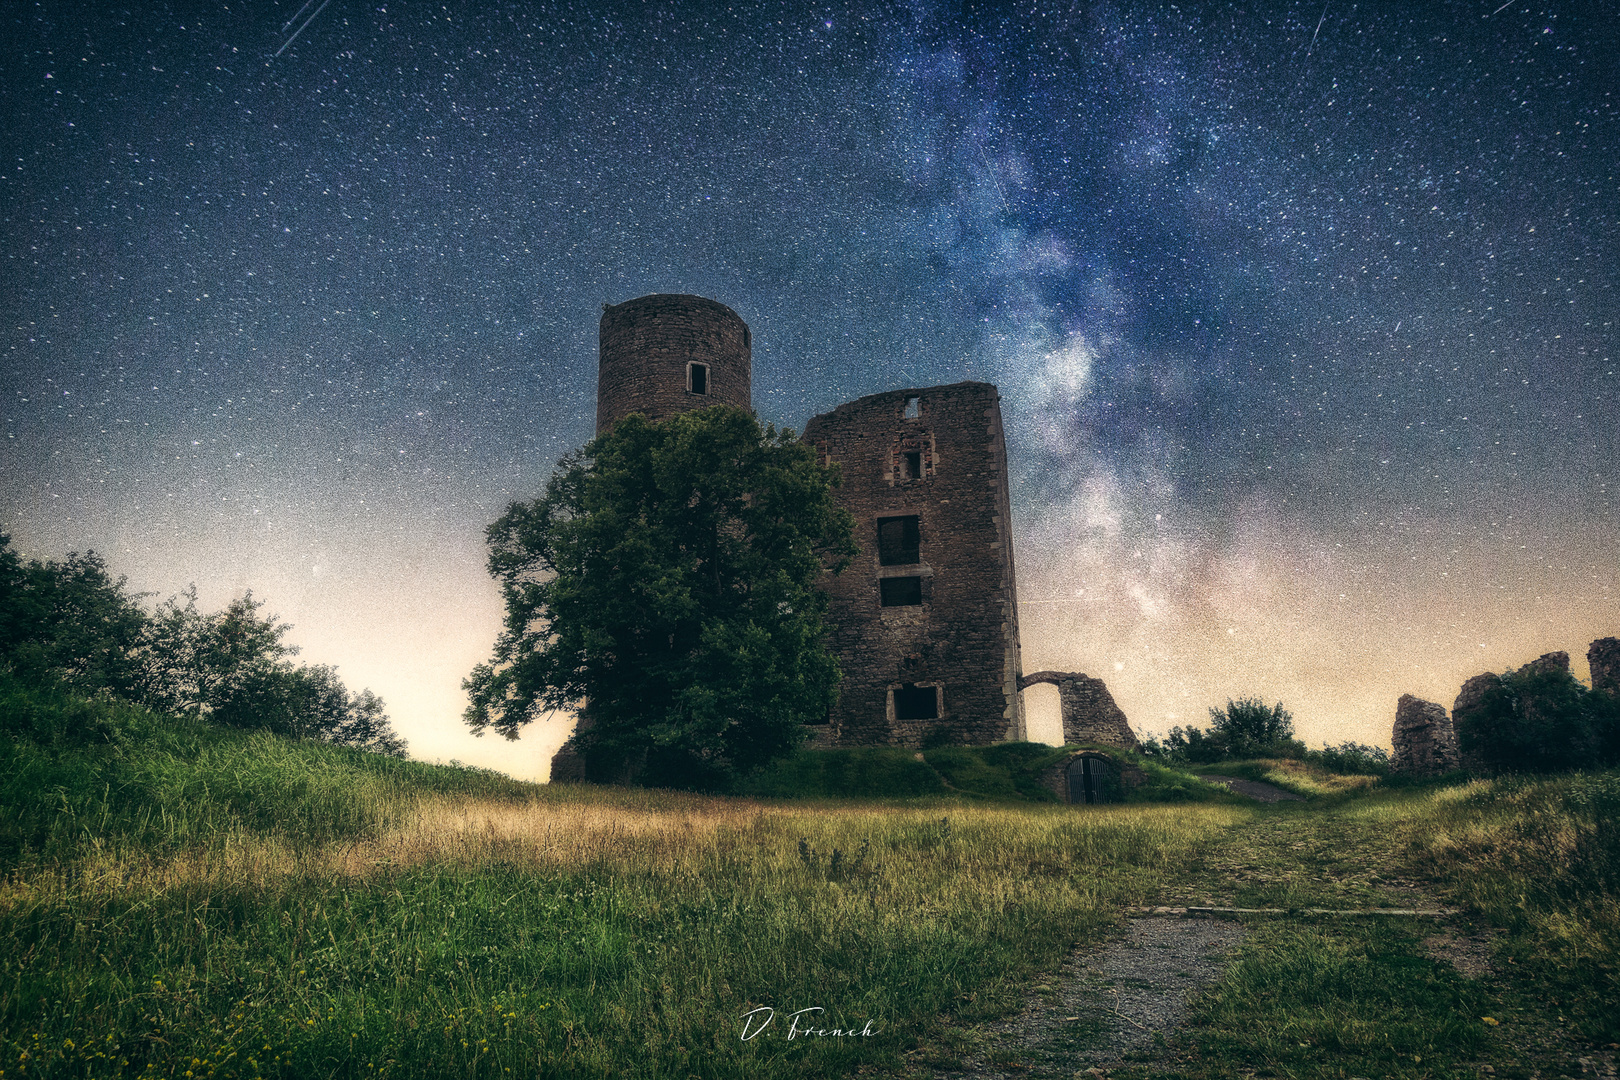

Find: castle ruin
[802,383,1025,746]
[556,293,1138,775]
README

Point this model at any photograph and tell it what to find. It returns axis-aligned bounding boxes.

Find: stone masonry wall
[596,294,751,434]
[1590,637,1620,697]
[1391,693,1460,776]
[1037,751,1147,803]
[1018,671,1139,750]
[802,382,1023,747]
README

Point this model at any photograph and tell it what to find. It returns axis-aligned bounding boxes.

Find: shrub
[1304,742,1392,776]
[1454,662,1609,773]
[1155,697,1303,763]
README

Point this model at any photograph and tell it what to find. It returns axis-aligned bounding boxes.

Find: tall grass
[0,685,1241,1079]
[1398,771,1620,1042]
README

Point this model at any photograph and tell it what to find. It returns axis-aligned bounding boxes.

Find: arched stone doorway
[1017,671,1139,750]
[1039,749,1144,805]
[1066,753,1121,804]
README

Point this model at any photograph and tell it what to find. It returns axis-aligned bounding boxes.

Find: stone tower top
[595,294,752,434]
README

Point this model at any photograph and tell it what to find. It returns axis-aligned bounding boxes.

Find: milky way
[4,2,1615,776]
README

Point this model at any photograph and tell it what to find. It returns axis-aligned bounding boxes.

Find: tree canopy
[463,405,856,789]
[1154,696,1304,763]
[0,534,405,756]
[1454,661,1619,773]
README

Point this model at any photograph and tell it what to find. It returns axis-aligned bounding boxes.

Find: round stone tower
[595,294,751,434]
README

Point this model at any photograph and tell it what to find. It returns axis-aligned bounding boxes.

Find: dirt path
[915,805,1618,1080]
[1196,775,1305,803]
[936,916,1244,1078]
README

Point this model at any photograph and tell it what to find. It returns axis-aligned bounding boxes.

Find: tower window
[688,362,709,395]
[892,684,938,720]
[903,450,922,479]
[877,516,920,566]
[880,576,923,606]
[904,395,920,419]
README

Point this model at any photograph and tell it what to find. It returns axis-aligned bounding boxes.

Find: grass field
[3,681,1617,1078]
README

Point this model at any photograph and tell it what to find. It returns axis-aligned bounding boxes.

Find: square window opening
[877,516,920,566]
[880,576,923,606]
[893,684,938,720]
[903,395,921,419]
[688,362,709,395]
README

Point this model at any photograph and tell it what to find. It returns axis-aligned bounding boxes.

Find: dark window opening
[880,576,923,606]
[904,395,920,419]
[877,516,920,566]
[804,709,830,726]
[688,362,709,395]
[903,450,922,479]
[893,684,938,720]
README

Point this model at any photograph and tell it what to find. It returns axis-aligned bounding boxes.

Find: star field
[3,1,1615,775]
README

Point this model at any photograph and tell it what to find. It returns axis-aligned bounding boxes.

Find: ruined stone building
[595,294,751,433]
[802,384,1024,747]
[562,293,1135,771]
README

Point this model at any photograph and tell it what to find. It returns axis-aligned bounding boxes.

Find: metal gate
[1066,755,1119,805]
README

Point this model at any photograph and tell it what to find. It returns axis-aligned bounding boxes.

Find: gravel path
[1197,775,1306,802]
[938,916,1245,1078]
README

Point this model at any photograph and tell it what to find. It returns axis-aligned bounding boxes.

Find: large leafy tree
[464,405,856,788]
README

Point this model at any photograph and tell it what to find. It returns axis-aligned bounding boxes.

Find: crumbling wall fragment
[1391,693,1460,775]
[1587,638,1620,696]
[1019,670,1139,750]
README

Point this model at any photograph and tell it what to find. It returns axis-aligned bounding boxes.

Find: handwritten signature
[739,1006,879,1041]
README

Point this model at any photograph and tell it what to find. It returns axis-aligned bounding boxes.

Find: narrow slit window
[877,516,920,566]
[688,362,709,395]
[880,576,923,606]
[903,395,920,419]
[892,684,938,720]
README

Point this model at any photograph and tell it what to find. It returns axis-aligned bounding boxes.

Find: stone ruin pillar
[1391,693,1460,776]
[1588,637,1620,697]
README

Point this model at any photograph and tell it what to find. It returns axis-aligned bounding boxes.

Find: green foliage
[0,537,148,697]
[1411,770,1620,1042]
[1124,759,1252,804]
[0,682,1230,1080]
[732,746,949,798]
[0,674,512,867]
[1193,919,1491,1073]
[1454,661,1614,773]
[736,742,1240,806]
[1153,697,1303,763]
[1211,696,1297,750]
[0,535,405,757]
[138,588,405,755]
[1302,741,1392,776]
[135,587,294,715]
[464,405,856,789]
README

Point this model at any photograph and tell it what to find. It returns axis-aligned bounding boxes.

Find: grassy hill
[733,741,1248,805]
[3,676,1617,1079]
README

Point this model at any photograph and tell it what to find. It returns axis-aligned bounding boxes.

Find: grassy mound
[1,677,1238,1079]
[0,672,530,869]
[736,741,1241,805]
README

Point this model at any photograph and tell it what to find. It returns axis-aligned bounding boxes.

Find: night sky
[4,1,1615,779]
